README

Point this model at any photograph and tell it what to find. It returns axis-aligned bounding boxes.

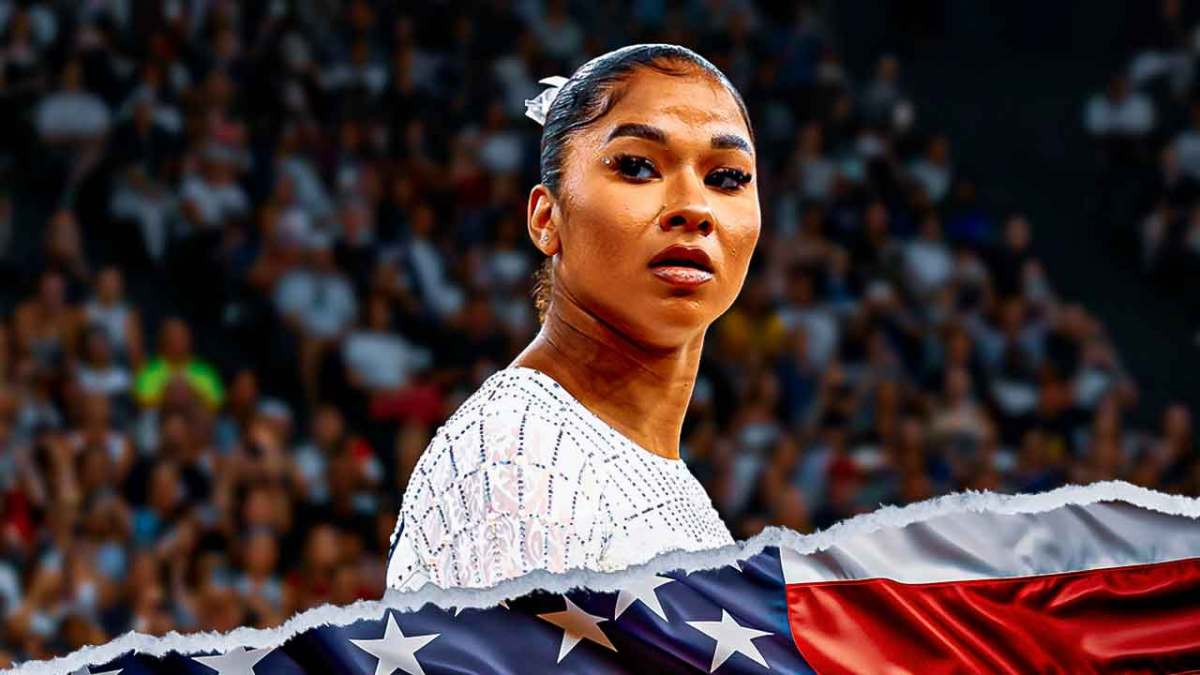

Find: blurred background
[0,0,1198,665]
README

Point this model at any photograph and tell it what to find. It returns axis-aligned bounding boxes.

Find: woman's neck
[512,288,704,460]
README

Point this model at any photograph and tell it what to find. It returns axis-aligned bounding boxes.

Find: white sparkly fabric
[386,366,734,591]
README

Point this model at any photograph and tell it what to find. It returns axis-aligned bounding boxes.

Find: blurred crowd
[0,0,1196,666]
[1085,0,1200,288]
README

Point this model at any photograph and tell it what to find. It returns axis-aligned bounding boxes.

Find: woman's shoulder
[390,367,624,589]
[404,367,613,503]
[436,366,572,442]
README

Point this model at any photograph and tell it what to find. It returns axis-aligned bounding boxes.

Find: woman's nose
[658,171,715,235]
[658,201,715,235]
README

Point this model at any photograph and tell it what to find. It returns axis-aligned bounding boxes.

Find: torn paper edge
[11,480,1200,674]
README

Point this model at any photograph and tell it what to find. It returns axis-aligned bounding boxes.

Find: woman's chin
[585,286,721,348]
[630,297,718,344]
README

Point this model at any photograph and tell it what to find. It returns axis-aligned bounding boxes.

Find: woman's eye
[612,154,658,180]
[707,168,753,191]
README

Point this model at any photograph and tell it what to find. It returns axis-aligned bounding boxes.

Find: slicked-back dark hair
[539,43,755,195]
[531,44,755,320]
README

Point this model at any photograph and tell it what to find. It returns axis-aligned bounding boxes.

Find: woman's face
[537,68,760,349]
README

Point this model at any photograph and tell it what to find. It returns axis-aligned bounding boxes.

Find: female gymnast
[387,43,760,590]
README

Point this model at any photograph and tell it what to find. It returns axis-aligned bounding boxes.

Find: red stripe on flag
[786,557,1200,674]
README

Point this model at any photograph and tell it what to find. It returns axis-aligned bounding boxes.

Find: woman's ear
[527,184,561,256]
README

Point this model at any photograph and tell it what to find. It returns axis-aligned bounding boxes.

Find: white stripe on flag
[781,501,1200,584]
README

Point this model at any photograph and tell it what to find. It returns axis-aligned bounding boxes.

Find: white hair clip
[524,76,570,126]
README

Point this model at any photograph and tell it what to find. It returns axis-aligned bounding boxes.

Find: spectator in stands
[1085,74,1156,139]
[110,87,181,175]
[134,319,223,410]
[903,213,954,298]
[74,326,133,415]
[861,55,906,126]
[82,267,143,368]
[908,135,953,204]
[1169,101,1200,179]
[343,294,430,397]
[531,0,585,64]
[35,59,109,145]
[274,232,358,405]
[1127,0,1193,95]
[794,122,837,203]
[42,209,90,295]
[405,203,464,321]
[179,143,248,234]
[13,271,76,375]
[109,165,177,267]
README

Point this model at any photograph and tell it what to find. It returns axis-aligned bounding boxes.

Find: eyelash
[608,153,753,192]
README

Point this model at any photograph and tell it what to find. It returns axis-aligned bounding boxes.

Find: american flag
[21,483,1200,674]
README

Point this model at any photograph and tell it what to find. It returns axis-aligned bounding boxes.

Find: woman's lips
[650,265,714,287]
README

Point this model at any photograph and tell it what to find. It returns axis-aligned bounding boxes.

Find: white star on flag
[192,646,272,674]
[69,667,122,675]
[687,609,773,672]
[537,596,617,663]
[350,613,440,675]
[613,574,674,621]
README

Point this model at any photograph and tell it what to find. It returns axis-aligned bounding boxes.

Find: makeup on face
[547,70,761,347]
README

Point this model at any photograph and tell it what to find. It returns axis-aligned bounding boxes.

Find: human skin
[514,66,761,460]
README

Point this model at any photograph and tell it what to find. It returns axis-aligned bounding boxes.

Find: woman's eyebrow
[711,132,753,156]
[606,123,753,156]
[606,123,666,145]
